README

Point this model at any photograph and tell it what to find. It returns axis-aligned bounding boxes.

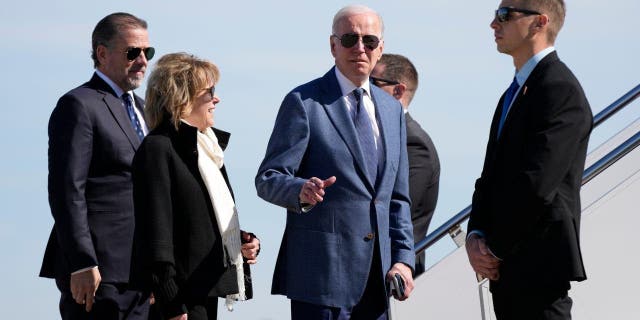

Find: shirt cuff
[71,266,98,275]
[300,202,314,213]
[467,230,485,240]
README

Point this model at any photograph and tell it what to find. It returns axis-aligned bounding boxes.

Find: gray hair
[331,5,384,37]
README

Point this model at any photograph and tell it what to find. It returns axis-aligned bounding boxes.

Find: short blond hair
[145,52,220,130]
[519,0,565,43]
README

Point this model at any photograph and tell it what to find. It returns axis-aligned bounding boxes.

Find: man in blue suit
[40,13,153,319]
[255,5,415,319]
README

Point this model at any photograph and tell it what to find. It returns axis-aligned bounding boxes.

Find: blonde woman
[130,53,259,320]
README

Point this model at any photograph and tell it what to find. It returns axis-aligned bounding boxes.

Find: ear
[330,36,337,58]
[394,83,407,99]
[96,44,108,66]
[536,14,549,29]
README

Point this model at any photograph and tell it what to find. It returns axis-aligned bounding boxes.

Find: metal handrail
[415,83,640,256]
[593,84,640,127]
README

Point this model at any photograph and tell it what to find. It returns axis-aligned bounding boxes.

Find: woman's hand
[240,231,260,264]
[168,314,187,320]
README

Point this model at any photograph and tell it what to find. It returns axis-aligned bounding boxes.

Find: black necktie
[122,93,145,141]
[352,88,378,184]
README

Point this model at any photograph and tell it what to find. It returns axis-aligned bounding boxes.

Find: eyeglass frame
[332,33,381,51]
[124,46,156,61]
[495,7,541,23]
[370,76,400,87]
[204,85,216,100]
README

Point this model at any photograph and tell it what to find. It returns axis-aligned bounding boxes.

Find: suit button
[364,233,375,241]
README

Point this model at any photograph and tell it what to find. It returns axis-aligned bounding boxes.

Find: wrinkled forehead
[335,13,382,36]
[110,27,149,47]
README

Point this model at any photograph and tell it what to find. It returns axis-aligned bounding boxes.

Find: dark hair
[91,12,148,68]
[378,53,419,104]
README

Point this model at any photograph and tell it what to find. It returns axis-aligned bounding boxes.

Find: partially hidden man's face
[331,12,384,86]
[371,63,395,97]
[97,27,151,92]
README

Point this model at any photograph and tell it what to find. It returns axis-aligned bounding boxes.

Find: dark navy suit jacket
[41,73,144,283]
[256,67,414,308]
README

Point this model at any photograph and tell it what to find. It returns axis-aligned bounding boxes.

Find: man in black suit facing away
[372,53,440,275]
[466,1,592,319]
[40,12,154,319]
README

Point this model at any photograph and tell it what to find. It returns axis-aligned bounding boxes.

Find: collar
[514,46,555,86]
[95,69,134,99]
[334,66,372,97]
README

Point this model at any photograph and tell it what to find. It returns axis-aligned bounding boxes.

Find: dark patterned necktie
[497,77,520,137]
[352,88,378,184]
[122,93,145,141]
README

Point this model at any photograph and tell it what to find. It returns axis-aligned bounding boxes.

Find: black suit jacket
[468,52,592,291]
[129,120,249,318]
[405,112,440,242]
[40,73,144,283]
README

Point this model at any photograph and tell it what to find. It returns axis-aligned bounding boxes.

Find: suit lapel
[498,52,559,140]
[319,68,374,189]
[371,86,392,189]
[88,74,141,149]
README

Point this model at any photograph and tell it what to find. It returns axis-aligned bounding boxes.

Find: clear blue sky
[1,1,638,319]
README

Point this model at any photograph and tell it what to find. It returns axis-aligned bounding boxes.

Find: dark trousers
[291,241,388,320]
[184,297,219,320]
[56,280,150,320]
[492,287,573,320]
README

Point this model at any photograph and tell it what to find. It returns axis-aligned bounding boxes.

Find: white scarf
[195,127,246,311]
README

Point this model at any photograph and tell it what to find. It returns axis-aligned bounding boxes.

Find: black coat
[130,119,248,318]
[468,52,592,292]
[41,73,144,283]
[405,112,440,241]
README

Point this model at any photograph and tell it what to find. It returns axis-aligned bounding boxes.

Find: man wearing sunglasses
[466,1,592,319]
[256,5,414,320]
[371,53,440,277]
[41,12,154,320]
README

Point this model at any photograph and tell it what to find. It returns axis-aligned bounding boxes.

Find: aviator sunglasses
[332,33,380,50]
[495,7,541,23]
[125,46,156,61]
[205,85,215,99]
[370,76,400,87]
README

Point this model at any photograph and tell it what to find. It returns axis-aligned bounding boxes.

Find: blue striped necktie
[497,77,520,137]
[122,93,145,141]
[352,88,378,184]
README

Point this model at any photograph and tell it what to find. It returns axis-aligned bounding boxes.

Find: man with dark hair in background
[372,53,440,275]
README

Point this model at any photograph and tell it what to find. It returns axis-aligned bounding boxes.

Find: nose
[353,37,366,52]
[212,95,220,104]
[490,17,500,30]
[135,52,148,64]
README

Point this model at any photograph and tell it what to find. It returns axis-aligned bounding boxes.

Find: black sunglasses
[370,76,399,87]
[333,33,380,50]
[125,47,155,61]
[495,7,541,23]
[205,85,215,99]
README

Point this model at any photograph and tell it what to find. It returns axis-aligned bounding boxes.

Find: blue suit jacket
[256,67,414,307]
[40,73,144,283]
